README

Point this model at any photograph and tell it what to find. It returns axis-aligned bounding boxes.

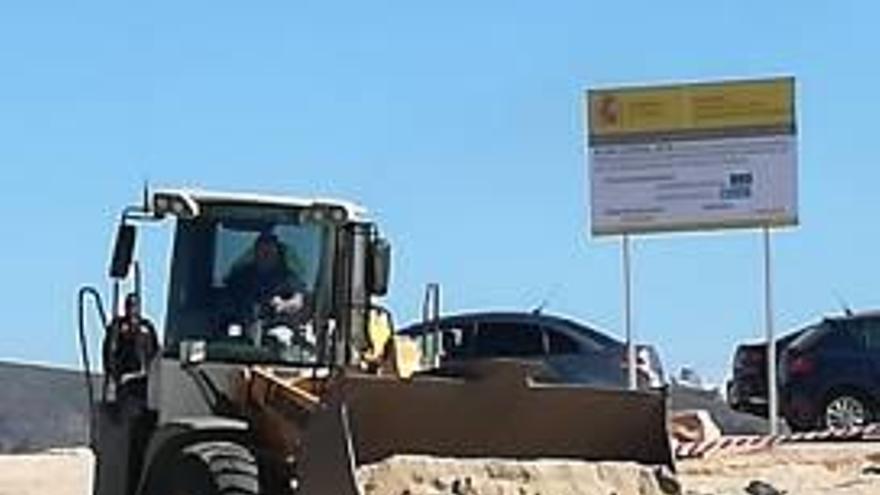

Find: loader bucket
[295,360,673,495]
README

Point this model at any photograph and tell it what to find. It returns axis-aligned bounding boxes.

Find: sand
[0,448,92,495]
[357,456,671,495]
[677,443,880,495]
[2,444,880,494]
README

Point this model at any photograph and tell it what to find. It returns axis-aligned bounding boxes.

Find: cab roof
[153,187,369,221]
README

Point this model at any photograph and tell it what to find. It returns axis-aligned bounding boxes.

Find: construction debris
[670,410,723,444]
[744,480,785,495]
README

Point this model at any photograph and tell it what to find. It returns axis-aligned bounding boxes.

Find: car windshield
[164,204,333,366]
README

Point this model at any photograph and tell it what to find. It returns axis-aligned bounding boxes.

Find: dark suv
[398,311,664,390]
[780,313,880,431]
[727,329,806,417]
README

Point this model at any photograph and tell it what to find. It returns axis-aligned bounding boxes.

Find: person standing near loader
[102,293,159,401]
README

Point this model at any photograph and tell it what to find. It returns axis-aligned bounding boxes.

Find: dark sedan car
[398,311,664,390]
[779,312,880,431]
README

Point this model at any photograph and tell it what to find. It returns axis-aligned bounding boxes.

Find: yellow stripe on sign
[588,78,794,136]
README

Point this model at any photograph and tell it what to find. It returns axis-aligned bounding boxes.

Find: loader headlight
[329,207,346,222]
[154,196,170,212]
[152,192,200,219]
[301,205,348,224]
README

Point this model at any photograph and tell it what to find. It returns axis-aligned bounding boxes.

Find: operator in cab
[223,230,309,330]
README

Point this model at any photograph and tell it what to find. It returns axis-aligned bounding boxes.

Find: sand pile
[677,444,880,495]
[3,444,879,495]
[357,456,675,495]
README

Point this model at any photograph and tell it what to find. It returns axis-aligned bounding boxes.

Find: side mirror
[370,238,391,296]
[109,224,136,279]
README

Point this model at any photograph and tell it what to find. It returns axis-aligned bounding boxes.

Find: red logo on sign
[596,95,620,127]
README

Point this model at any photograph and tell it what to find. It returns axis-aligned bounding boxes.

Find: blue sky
[2,1,878,384]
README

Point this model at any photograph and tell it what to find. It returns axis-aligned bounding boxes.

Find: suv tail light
[788,354,815,376]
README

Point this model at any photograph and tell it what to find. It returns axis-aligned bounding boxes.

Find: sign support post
[764,225,778,435]
[622,234,637,390]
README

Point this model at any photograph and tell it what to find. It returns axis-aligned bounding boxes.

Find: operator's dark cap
[256,230,279,245]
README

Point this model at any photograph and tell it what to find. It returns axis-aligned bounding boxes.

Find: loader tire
[145,440,260,495]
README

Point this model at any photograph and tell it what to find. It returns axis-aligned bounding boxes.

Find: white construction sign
[587,77,797,236]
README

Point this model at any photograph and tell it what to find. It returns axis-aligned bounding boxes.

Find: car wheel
[822,392,871,430]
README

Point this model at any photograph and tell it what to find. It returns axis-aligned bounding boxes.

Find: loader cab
[110,189,391,369]
[89,188,392,495]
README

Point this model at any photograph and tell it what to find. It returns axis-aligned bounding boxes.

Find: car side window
[822,321,863,350]
[545,328,580,355]
[440,322,477,359]
[862,318,880,351]
[474,321,545,358]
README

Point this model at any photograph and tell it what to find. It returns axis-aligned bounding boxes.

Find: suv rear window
[475,322,544,358]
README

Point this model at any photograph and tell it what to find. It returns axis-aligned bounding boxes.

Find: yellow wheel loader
[76,188,672,495]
